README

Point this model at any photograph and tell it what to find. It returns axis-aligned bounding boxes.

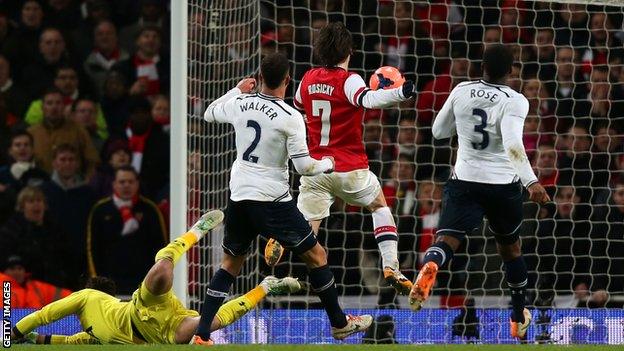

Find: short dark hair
[115,165,139,179]
[313,22,352,67]
[482,44,513,81]
[52,143,77,159]
[10,129,33,146]
[260,52,290,89]
[41,86,63,100]
[85,276,117,296]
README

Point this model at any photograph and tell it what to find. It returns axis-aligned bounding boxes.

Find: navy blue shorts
[437,179,524,245]
[223,199,317,256]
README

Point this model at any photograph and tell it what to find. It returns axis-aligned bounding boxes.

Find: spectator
[100,70,131,136]
[70,98,107,152]
[499,0,532,44]
[535,185,591,299]
[557,125,596,201]
[151,94,170,133]
[525,28,556,81]
[395,115,433,180]
[363,118,392,177]
[67,0,114,62]
[27,88,100,178]
[119,0,169,54]
[41,144,96,277]
[580,13,624,80]
[553,3,590,46]
[89,139,131,199]
[589,180,624,305]
[2,0,44,74]
[0,186,72,289]
[45,0,82,31]
[415,181,442,267]
[21,27,75,99]
[0,54,29,119]
[0,94,18,165]
[84,20,130,99]
[382,155,417,216]
[107,96,168,200]
[416,52,469,125]
[24,66,106,137]
[591,122,621,200]
[113,25,169,98]
[0,254,71,308]
[533,143,559,194]
[548,46,588,132]
[0,130,48,222]
[86,166,166,294]
[578,65,624,119]
[522,78,555,136]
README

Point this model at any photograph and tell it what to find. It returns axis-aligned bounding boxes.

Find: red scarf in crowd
[112,192,140,236]
[134,54,160,96]
[126,125,152,173]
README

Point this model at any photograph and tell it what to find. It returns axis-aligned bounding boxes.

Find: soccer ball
[369,66,405,90]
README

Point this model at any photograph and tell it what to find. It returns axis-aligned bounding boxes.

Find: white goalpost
[170,0,624,344]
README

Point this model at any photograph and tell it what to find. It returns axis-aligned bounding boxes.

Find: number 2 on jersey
[312,100,331,146]
[472,108,489,150]
[243,120,261,163]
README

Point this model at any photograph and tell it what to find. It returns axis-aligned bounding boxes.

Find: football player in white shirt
[192,53,372,345]
[408,45,550,341]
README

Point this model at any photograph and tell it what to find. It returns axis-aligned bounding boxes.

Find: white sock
[372,206,399,269]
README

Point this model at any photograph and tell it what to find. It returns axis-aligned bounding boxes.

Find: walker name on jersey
[239,101,279,120]
[307,83,335,96]
[470,88,499,102]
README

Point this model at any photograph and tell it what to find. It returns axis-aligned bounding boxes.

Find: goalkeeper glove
[401,80,417,99]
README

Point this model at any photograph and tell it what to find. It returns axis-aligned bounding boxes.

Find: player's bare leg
[176,276,301,344]
[145,210,224,296]
[366,192,412,295]
[498,240,531,340]
[410,235,461,311]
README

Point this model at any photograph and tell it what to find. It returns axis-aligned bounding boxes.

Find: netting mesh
[184,0,624,343]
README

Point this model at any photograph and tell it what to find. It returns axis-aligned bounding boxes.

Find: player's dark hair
[85,276,117,296]
[482,44,513,81]
[313,22,352,67]
[260,52,290,89]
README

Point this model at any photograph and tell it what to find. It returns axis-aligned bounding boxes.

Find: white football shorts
[297,169,382,221]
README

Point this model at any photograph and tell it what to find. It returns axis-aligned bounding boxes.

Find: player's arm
[203,78,256,123]
[286,112,334,176]
[431,89,457,139]
[500,97,550,204]
[344,74,416,109]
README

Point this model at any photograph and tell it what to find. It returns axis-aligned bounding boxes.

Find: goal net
[175,0,624,344]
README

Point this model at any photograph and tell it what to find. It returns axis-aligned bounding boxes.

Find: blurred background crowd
[1,0,623,311]
[0,0,171,306]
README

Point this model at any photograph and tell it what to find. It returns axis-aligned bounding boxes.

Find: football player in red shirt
[268,22,417,295]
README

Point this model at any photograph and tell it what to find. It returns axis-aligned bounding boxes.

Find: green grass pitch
[8,345,624,350]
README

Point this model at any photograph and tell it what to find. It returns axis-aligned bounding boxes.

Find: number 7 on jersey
[312,100,331,146]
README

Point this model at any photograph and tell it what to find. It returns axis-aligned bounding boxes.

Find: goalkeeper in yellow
[10,210,300,345]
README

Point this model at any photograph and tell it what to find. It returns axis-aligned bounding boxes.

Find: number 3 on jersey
[312,100,331,146]
[472,108,489,150]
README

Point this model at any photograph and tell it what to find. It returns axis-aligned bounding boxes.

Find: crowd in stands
[259,0,624,308]
[0,0,170,306]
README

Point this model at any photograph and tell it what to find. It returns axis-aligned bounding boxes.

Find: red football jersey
[295,67,370,172]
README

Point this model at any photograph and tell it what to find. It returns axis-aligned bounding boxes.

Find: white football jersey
[204,90,311,202]
[432,80,538,186]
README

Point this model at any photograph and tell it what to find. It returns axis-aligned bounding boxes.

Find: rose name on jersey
[240,101,278,120]
[307,83,335,96]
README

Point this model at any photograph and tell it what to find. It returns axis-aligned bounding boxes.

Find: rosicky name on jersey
[239,100,279,120]
[307,83,335,96]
